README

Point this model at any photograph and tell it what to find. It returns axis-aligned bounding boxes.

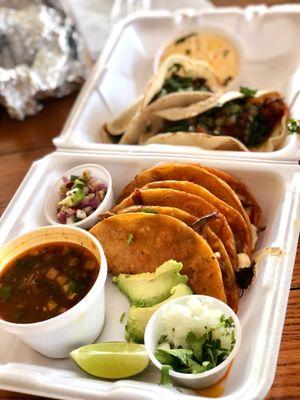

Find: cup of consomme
[0,225,107,358]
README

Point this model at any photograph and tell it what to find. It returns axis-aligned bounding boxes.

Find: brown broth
[0,242,99,324]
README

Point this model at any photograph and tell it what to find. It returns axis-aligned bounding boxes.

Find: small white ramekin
[153,27,245,90]
[0,225,107,358]
[44,164,114,229]
[144,295,241,389]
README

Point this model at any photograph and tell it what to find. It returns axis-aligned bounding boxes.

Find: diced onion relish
[56,169,107,224]
[155,297,236,375]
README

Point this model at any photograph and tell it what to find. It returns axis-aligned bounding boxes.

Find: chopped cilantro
[220,314,234,328]
[127,233,134,245]
[141,208,159,214]
[70,174,79,182]
[119,312,126,324]
[239,86,257,98]
[159,365,173,387]
[175,32,197,44]
[151,74,209,103]
[14,311,23,320]
[66,281,77,296]
[168,63,182,73]
[0,284,11,301]
[155,328,234,375]
[287,119,300,135]
[158,334,168,345]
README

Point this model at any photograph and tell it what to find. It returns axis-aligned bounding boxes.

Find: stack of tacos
[101,31,289,152]
[121,89,288,151]
[90,162,261,312]
[101,54,224,143]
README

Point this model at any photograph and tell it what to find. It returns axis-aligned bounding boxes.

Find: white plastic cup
[0,225,107,358]
[44,164,114,229]
[144,295,241,389]
[153,27,245,90]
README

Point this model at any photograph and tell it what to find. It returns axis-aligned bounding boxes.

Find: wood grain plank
[266,289,300,399]
[0,148,54,216]
[0,1,299,399]
[291,245,300,289]
[0,93,77,157]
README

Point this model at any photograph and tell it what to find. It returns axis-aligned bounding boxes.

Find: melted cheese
[237,253,251,269]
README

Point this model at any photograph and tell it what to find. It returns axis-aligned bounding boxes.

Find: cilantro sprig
[287,118,300,135]
[155,316,235,379]
[239,87,257,98]
[160,365,173,387]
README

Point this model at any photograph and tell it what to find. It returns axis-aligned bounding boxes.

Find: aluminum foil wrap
[0,0,85,119]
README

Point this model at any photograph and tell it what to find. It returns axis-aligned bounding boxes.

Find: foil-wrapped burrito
[0,0,85,119]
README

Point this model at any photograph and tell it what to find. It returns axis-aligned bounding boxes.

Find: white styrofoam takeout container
[53,5,300,161]
[0,149,299,400]
[0,225,107,358]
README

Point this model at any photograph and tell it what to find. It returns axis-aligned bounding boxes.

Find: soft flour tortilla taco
[120,91,218,144]
[158,31,240,86]
[139,90,288,152]
[101,54,221,142]
[142,54,223,107]
[90,213,227,303]
[116,205,239,311]
[100,97,142,141]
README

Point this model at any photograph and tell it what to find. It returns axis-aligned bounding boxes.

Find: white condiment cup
[153,27,245,90]
[44,164,114,229]
[144,295,241,389]
[0,225,107,358]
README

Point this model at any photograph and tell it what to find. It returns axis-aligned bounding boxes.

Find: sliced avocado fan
[113,259,188,307]
[125,283,192,344]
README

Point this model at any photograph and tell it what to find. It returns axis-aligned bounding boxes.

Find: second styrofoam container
[54,6,300,161]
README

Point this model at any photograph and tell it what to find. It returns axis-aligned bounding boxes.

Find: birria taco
[124,89,288,152]
[115,205,239,311]
[112,187,238,269]
[90,213,227,303]
[101,55,222,142]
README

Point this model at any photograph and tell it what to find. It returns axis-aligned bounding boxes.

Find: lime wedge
[70,342,149,379]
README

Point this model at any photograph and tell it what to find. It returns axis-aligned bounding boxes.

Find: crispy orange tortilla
[204,228,239,312]
[118,206,239,311]
[200,165,261,227]
[112,188,237,270]
[117,162,252,239]
[118,163,244,215]
[118,205,196,225]
[90,213,227,302]
[143,180,251,256]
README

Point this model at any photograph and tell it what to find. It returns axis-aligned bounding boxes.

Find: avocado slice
[125,283,192,343]
[58,187,85,207]
[113,260,188,307]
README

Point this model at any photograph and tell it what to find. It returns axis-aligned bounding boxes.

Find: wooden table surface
[0,1,299,399]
